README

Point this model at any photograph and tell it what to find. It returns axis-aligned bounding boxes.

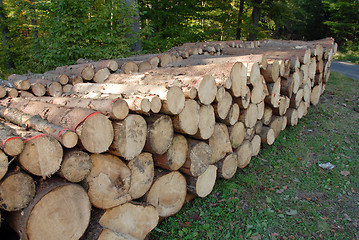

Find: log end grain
[161,86,185,115]
[145,115,174,155]
[150,95,162,114]
[1,137,24,156]
[197,74,217,105]
[236,140,252,168]
[0,150,7,180]
[194,165,217,198]
[59,149,92,183]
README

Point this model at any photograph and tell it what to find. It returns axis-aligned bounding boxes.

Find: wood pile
[0,37,337,240]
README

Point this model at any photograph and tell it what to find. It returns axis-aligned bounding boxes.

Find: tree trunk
[236,0,245,39]
[0,0,15,70]
[248,1,262,41]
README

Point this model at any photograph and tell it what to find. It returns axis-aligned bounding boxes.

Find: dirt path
[331,61,359,80]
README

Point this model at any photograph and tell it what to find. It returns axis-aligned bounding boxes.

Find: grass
[149,72,359,240]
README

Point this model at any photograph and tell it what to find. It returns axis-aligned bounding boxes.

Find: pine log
[0,170,36,211]
[62,84,72,94]
[289,71,302,95]
[234,85,251,109]
[228,121,245,149]
[285,108,299,126]
[6,87,18,98]
[265,81,281,108]
[192,104,215,140]
[310,83,322,106]
[0,86,6,98]
[297,101,307,119]
[250,77,267,104]
[222,103,240,126]
[208,123,233,164]
[68,74,84,85]
[86,153,131,209]
[290,88,304,108]
[269,115,284,138]
[281,115,288,131]
[250,134,261,156]
[149,95,162,113]
[123,95,151,114]
[145,170,187,217]
[128,152,154,199]
[213,90,232,120]
[109,114,147,160]
[58,149,92,183]
[30,82,46,97]
[172,99,200,135]
[159,53,172,67]
[90,60,118,72]
[8,178,91,240]
[261,60,280,83]
[52,63,95,81]
[0,121,24,156]
[0,106,78,148]
[308,57,317,80]
[236,140,252,168]
[24,79,62,97]
[153,134,188,171]
[215,153,238,179]
[0,150,7,181]
[3,98,114,153]
[98,202,159,240]
[186,165,217,198]
[257,101,265,120]
[239,103,258,128]
[71,83,185,115]
[180,138,212,177]
[26,96,129,120]
[280,76,294,98]
[138,61,152,72]
[12,80,31,91]
[93,68,111,83]
[273,96,290,116]
[244,127,255,141]
[143,114,173,155]
[263,107,273,125]
[42,73,69,85]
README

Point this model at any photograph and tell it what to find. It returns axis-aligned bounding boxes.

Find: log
[42,73,69,85]
[262,108,273,127]
[0,121,24,156]
[145,170,187,217]
[0,106,78,148]
[6,87,18,98]
[214,153,238,179]
[250,134,261,156]
[192,104,215,140]
[30,82,46,97]
[180,138,212,177]
[143,114,173,155]
[261,60,280,83]
[186,165,217,198]
[0,170,36,211]
[71,83,185,115]
[269,115,284,138]
[208,123,233,164]
[58,149,92,183]
[172,99,200,135]
[213,90,232,120]
[149,95,162,113]
[0,150,7,181]
[93,68,111,83]
[86,153,131,209]
[290,88,304,108]
[8,179,91,240]
[3,98,114,153]
[123,95,151,114]
[234,85,251,109]
[12,80,31,91]
[68,74,83,85]
[120,61,139,74]
[228,121,245,149]
[62,84,72,94]
[91,60,119,72]
[3,121,63,177]
[109,114,147,160]
[0,86,6,98]
[265,81,281,108]
[257,101,265,120]
[24,79,62,97]
[280,76,294,98]
[310,83,322,106]
[52,63,95,81]
[239,103,258,128]
[98,202,159,240]
[128,152,154,199]
[285,108,299,126]
[244,127,255,141]
[222,103,240,126]
[236,140,252,168]
[273,96,290,116]
[153,134,188,171]
[260,126,275,145]
[28,96,130,120]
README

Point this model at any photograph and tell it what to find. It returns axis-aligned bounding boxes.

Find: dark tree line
[0,0,357,77]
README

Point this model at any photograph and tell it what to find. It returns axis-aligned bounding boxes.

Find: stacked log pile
[0,37,336,240]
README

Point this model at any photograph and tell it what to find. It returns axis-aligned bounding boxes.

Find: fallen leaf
[285,209,298,216]
[318,162,335,170]
[340,170,350,177]
[343,213,352,222]
[276,189,285,194]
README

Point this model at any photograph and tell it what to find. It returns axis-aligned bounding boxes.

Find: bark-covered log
[2,98,114,153]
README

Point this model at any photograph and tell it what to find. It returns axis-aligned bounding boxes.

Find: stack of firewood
[0,37,336,240]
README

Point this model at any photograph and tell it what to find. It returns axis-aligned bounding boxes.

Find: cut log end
[236,140,252,168]
[59,149,92,183]
[197,74,217,105]
[60,130,79,149]
[2,137,24,156]
[162,86,185,115]
[145,115,174,155]
[216,153,238,179]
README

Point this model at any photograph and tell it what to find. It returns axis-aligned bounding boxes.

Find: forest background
[0,0,357,78]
